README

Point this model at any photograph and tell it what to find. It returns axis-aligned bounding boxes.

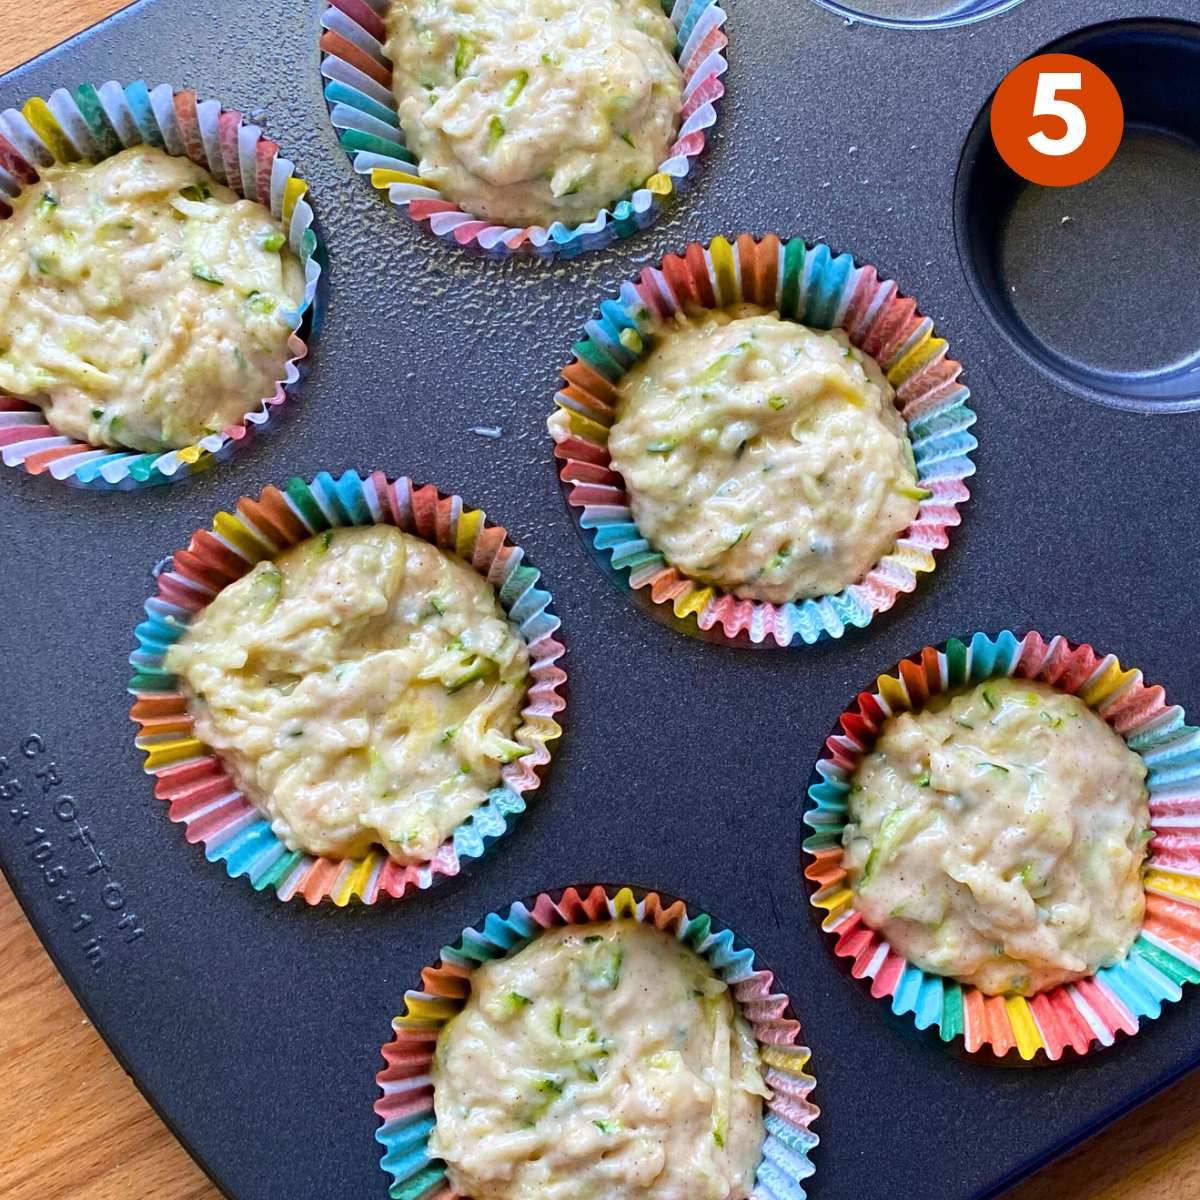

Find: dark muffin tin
[2,2,1200,1198]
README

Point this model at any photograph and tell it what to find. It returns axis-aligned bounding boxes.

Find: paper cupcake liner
[802,630,1200,1061]
[127,470,567,905]
[375,884,819,1199]
[549,233,977,647]
[0,81,321,490]
[319,0,727,259]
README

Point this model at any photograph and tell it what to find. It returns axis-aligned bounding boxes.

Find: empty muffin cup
[808,0,1024,30]
[956,19,1200,412]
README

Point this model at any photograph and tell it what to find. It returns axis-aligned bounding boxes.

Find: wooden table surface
[2,4,1199,1198]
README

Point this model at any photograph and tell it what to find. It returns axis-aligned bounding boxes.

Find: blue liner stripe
[324,79,401,127]
[802,245,852,329]
[215,821,281,877]
[380,1115,435,1156]
[124,79,163,147]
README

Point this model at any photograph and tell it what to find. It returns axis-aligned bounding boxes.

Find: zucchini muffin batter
[842,679,1152,996]
[385,0,682,228]
[431,920,768,1200]
[165,526,530,864]
[0,144,304,451]
[604,306,921,604]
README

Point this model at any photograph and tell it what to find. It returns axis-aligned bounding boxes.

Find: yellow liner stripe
[562,406,611,445]
[888,544,937,574]
[611,886,638,918]
[22,97,80,163]
[812,885,853,917]
[708,236,738,307]
[1004,996,1043,1060]
[213,511,274,561]
[455,508,484,561]
[876,673,910,713]
[335,852,381,906]
[371,167,429,190]
[674,584,713,619]
[1080,659,1139,707]
[1145,869,1200,904]
[400,995,461,1022]
[887,332,945,388]
[141,736,204,770]
[282,177,308,226]
[761,1044,811,1072]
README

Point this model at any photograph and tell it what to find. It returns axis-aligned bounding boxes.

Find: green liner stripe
[339,128,413,160]
[778,238,806,320]
[944,637,969,687]
[73,83,122,158]
[285,476,332,531]
[941,984,964,1042]
[1135,937,1200,987]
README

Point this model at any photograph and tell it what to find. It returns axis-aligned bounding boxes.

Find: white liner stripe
[97,81,140,146]
[47,89,98,160]
[196,99,225,182]
[150,83,184,156]
[322,6,388,62]
[0,110,51,165]
[320,56,395,108]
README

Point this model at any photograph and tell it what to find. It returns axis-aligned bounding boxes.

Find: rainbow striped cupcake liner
[549,233,977,647]
[375,884,819,1199]
[0,81,321,490]
[319,0,727,259]
[803,630,1200,1061]
[127,470,567,905]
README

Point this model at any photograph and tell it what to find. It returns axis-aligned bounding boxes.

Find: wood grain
[2,3,1199,1199]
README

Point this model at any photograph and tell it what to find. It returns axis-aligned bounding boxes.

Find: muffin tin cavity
[956,19,1200,413]
[808,0,1024,31]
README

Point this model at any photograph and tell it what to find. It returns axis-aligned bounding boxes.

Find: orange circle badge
[990,53,1124,187]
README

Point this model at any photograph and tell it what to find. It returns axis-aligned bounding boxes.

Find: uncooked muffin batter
[605,306,921,604]
[165,526,530,863]
[431,920,768,1200]
[842,679,1151,995]
[385,0,682,228]
[0,144,304,451]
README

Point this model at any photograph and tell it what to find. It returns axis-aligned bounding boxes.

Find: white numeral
[1028,71,1086,157]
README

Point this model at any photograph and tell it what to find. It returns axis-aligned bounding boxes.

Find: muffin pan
[2,2,1200,1199]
